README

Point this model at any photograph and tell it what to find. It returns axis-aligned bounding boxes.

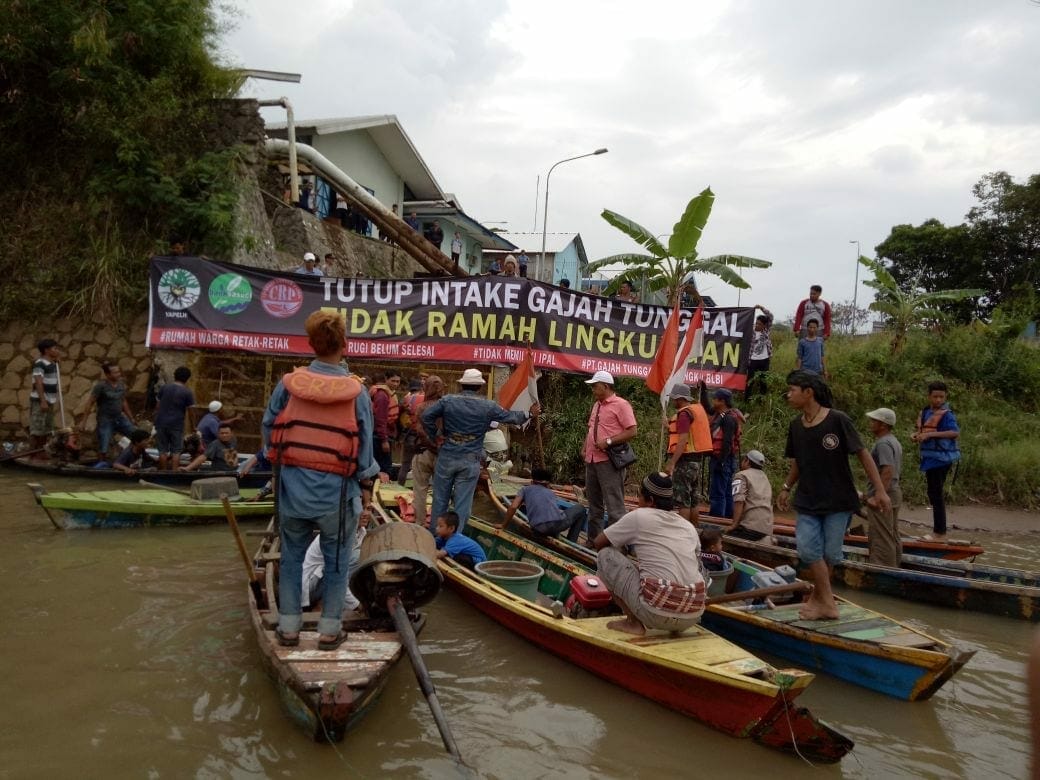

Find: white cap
[585,370,614,385]
[745,449,766,467]
[208,401,223,413]
[866,407,897,426]
[459,368,486,386]
[303,252,316,261]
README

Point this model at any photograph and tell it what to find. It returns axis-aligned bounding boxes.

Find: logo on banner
[208,273,252,315]
[261,278,303,318]
[157,269,201,311]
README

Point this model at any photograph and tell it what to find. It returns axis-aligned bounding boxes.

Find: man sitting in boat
[180,423,237,472]
[433,511,487,570]
[302,506,370,614]
[500,467,586,542]
[724,449,774,542]
[112,428,156,476]
[593,472,706,636]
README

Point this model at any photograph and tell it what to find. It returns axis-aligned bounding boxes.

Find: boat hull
[6,456,271,488]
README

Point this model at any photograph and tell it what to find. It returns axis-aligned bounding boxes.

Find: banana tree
[859,255,986,352]
[589,187,771,305]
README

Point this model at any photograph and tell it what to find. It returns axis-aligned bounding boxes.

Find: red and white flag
[498,344,539,418]
[646,302,704,412]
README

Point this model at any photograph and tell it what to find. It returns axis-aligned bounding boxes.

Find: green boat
[28,483,274,529]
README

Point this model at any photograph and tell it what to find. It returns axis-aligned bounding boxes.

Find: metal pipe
[539,148,608,281]
[849,239,861,334]
[265,138,459,276]
[258,98,299,204]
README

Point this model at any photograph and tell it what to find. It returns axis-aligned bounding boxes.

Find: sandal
[318,631,349,651]
[275,629,300,647]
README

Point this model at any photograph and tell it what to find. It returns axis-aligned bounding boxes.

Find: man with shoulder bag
[583,371,638,544]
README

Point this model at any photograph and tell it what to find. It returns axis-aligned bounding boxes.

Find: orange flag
[498,345,539,413]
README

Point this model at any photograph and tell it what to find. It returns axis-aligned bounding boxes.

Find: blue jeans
[97,413,136,457]
[795,511,852,565]
[430,453,481,532]
[278,500,359,637]
[708,456,736,517]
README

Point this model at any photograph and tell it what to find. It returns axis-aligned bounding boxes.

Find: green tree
[589,188,770,305]
[859,256,985,352]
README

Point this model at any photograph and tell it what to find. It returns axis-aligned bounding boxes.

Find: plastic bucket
[706,563,734,598]
[475,560,544,602]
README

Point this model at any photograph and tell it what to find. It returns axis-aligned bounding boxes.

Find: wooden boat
[489,477,985,562]
[709,528,1040,623]
[419,513,853,762]
[483,488,974,700]
[28,483,274,529]
[5,454,272,488]
[248,521,429,743]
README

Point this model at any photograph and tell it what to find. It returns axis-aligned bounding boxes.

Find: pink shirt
[584,394,637,463]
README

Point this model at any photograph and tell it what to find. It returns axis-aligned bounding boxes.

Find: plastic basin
[475,560,544,602]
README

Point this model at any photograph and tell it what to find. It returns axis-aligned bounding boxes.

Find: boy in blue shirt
[796,319,827,376]
[434,511,487,570]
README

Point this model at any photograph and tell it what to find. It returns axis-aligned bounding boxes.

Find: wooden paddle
[706,580,812,606]
[387,593,462,761]
[0,447,47,463]
[221,494,267,610]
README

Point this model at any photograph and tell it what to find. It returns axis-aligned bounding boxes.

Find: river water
[1,470,1035,779]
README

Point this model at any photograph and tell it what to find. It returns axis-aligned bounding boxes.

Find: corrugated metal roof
[489,232,579,255]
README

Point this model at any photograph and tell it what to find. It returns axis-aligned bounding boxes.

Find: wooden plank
[877,632,942,649]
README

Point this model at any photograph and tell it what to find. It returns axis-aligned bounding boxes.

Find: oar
[387,593,462,761]
[0,447,46,463]
[221,494,267,609]
[138,479,192,496]
[706,580,812,606]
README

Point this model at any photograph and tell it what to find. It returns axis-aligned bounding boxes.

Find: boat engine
[349,523,443,617]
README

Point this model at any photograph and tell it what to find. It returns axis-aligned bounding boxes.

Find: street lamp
[539,148,608,281]
[849,239,861,334]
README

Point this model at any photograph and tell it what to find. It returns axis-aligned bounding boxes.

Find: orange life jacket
[667,405,713,455]
[267,367,362,476]
[402,391,425,432]
[710,408,744,457]
[369,384,399,427]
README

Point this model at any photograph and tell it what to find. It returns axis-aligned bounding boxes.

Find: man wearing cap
[294,252,323,276]
[663,383,712,525]
[863,408,903,566]
[422,369,539,532]
[708,388,744,518]
[584,370,638,541]
[197,401,243,449]
[28,338,62,459]
[593,472,706,636]
[726,450,774,542]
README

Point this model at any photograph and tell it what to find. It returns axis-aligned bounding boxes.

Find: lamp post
[849,239,861,334]
[539,148,608,281]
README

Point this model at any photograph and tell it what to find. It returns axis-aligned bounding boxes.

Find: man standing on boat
[862,408,903,566]
[584,370,638,540]
[262,310,378,651]
[28,338,62,460]
[411,374,444,530]
[593,472,706,636]
[778,371,890,621]
[911,380,961,542]
[422,369,537,532]
[663,383,712,525]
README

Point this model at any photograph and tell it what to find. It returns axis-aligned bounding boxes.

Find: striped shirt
[30,358,59,403]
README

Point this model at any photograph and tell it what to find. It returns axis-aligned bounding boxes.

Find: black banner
[148,256,754,389]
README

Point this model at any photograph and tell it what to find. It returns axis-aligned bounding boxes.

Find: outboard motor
[349,523,442,617]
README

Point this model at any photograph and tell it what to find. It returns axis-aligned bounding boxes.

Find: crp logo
[208,273,252,315]
[261,278,303,318]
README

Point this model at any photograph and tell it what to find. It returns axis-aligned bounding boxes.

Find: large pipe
[258,98,300,204]
[265,138,460,277]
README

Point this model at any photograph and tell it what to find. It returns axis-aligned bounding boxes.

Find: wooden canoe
[484,489,975,701]
[5,454,272,488]
[28,483,274,529]
[392,504,854,763]
[249,522,427,743]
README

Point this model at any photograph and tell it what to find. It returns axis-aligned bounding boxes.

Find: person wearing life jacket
[663,383,713,525]
[261,310,378,652]
[708,388,744,518]
[396,378,424,487]
[369,371,400,474]
[910,380,961,541]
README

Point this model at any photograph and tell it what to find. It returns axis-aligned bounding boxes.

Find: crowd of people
[22,276,962,638]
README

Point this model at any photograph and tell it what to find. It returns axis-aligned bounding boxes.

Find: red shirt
[584,394,637,463]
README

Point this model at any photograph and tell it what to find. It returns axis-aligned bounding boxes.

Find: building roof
[265,114,445,201]
[405,201,518,251]
[487,232,583,256]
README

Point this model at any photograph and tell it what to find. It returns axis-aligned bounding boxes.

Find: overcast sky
[221,0,1040,322]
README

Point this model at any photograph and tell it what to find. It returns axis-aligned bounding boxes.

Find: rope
[778,684,817,768]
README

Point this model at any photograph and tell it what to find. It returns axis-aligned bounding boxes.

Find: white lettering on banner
[325,279,414,306]
[527,288,613,323]
[702,312,744,338]
[424,280,521,310]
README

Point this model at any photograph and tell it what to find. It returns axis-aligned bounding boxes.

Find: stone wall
[0,314,152,446]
